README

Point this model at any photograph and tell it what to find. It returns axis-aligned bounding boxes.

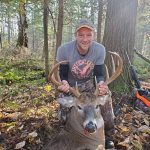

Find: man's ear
[93,31,96,40]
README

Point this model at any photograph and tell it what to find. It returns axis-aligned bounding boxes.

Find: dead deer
[43,52,123,150]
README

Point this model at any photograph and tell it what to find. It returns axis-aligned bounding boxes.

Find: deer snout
[85,121,97,133]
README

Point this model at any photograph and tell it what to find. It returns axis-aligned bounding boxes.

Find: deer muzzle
[84,121,97,134]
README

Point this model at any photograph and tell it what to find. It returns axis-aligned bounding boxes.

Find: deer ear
[57,96,76,108]
[96,92,112,105]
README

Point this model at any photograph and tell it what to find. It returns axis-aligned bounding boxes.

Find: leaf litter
[0,84,149,150]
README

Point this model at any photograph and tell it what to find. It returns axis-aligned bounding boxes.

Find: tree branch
[134,49,150,64]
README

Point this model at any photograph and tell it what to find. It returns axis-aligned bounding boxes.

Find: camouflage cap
[75,19,95,32]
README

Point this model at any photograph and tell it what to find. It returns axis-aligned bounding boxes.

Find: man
[56,19,114,149]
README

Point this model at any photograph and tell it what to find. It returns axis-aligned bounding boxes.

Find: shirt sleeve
[56,45,67,62]
[95,44,106,65]
[56,45,69,81]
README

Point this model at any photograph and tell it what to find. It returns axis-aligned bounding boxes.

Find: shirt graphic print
[71,59,94,79]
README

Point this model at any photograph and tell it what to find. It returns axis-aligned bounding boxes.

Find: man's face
[75,27,94,53]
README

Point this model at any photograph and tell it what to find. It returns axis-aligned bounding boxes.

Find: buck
[43,52,123,150]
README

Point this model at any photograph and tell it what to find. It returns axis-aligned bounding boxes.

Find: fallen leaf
[134,119,140,125]
[15,141,26,149]
[131,140,142,150]
[118,137,130,145]
[124,113,132,122]
[133,134,140,141]
[142,133,149,137]
[44,85,52,92]
[18,125,24,130]
[138,125,150,133]
[0,146,5,150]
[29,131,38,138]
[118,125,130,132]
[52,112,57,118]
[0,112,3,118]
[6,125,14,131]
[143,118,149,126]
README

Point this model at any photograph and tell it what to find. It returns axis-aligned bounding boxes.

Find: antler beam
[48,61,81,98]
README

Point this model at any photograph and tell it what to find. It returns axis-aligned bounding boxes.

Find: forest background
[0,0,150,150]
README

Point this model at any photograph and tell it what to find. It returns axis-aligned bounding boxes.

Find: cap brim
[76,25,94,32]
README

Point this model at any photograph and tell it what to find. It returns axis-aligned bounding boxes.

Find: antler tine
[75,82,81,96]
[105,65,109,80]
[104,51,123,85]
[48,61,67,86]
[111,54,115,74]
[94,76,99,97]
[49,61,81,98]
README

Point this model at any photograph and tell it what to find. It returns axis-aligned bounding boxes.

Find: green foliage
[32,98,41,106]
[0,59,45,86]
[5,100,19,110]
[134,56,150,77]
[109,81,130,93]
[4,71,21,81]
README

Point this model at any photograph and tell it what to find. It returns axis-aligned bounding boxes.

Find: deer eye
[95,105,99,109]
[77,105,82,110]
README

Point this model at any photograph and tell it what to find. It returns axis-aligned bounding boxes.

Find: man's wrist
[62,80,69,85]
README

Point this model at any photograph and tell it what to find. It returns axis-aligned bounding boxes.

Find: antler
[48,61,81,98]
[105,51,123,85]
[94,51,123,96]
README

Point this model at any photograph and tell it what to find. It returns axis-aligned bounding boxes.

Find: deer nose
[85,121,97,133]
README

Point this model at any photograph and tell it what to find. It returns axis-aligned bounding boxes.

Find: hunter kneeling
[43,19,123,150]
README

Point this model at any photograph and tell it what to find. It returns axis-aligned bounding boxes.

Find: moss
[4,101,19,110]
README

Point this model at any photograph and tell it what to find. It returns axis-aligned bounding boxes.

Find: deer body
[43,92,113,150]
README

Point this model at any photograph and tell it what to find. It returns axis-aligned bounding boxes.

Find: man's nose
[82,36,89,41]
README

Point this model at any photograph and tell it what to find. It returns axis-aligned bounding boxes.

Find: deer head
[48,51,123,134]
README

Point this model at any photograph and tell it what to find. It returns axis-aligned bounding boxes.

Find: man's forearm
[94,65,104,83]
[59,64,69,81]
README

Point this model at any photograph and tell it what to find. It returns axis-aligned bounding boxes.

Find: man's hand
[98,81,109,95]
[58,80,70,93]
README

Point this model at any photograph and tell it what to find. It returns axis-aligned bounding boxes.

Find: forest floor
[0,58,149,150]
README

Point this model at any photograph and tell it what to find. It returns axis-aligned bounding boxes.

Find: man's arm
[58,64,70,93]
[56,44,70,93]
[93,65,104,82]
[94,64,109,95]
[59,64,69,81]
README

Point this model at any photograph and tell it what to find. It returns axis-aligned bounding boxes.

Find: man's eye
[87,34,92,37]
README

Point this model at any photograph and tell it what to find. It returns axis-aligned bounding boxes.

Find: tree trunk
[103,0,138,89]
[55,0,64,59]
[97,0,103,43]
[43,0,49,82]
[7,5,11,45]
[0,34,2,49]
[16,1,28,48]
[90,0,95,24]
